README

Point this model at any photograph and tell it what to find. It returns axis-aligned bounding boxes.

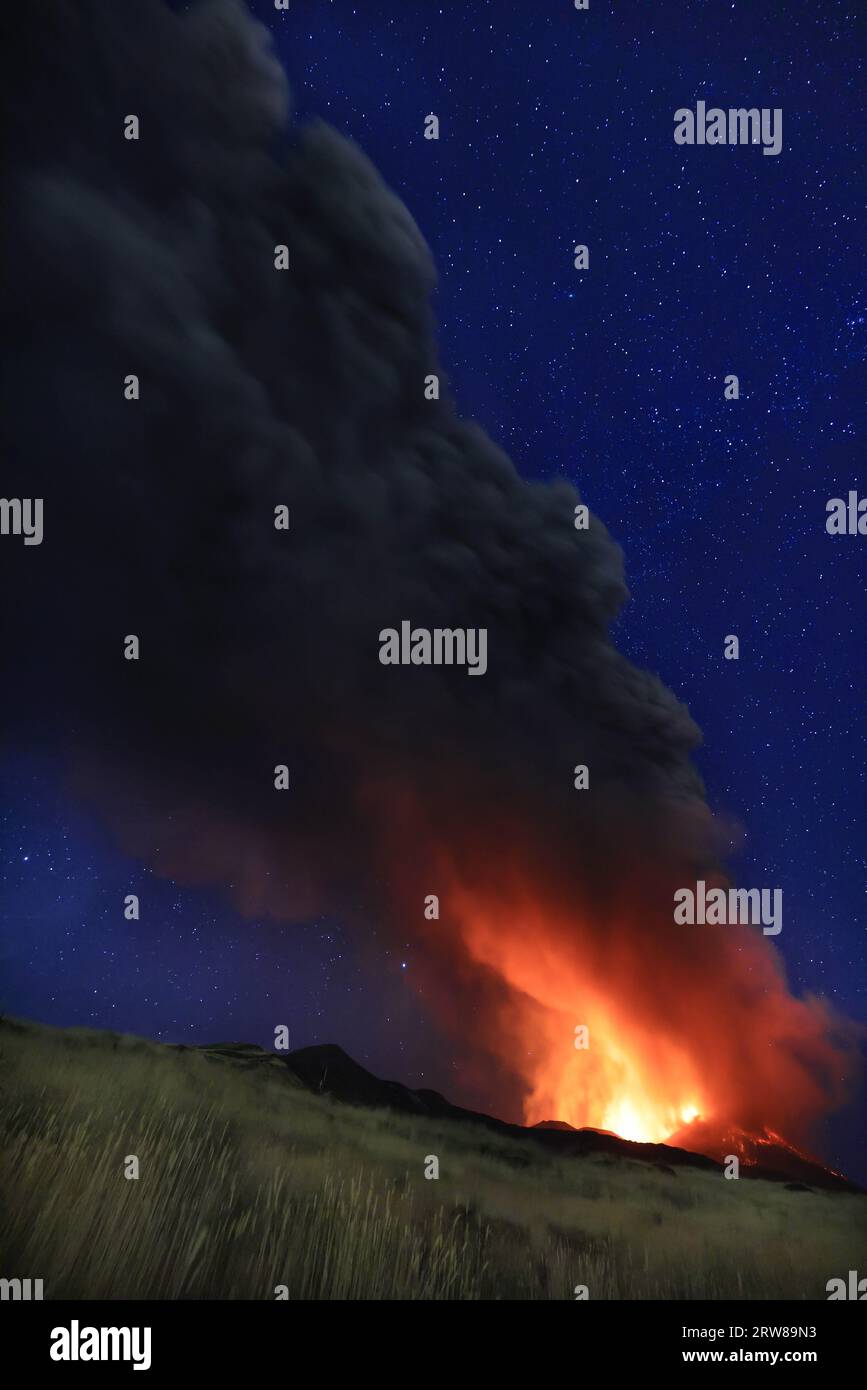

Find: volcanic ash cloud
[1,0,858,1144]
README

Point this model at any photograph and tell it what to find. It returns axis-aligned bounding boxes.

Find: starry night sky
[1,1,864,1176]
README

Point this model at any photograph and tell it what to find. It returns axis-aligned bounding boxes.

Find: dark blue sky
[2,0,864,1175]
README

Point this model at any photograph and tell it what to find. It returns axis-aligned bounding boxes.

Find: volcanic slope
[1,1016,864,1300]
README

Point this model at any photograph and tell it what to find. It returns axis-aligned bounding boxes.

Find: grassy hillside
[1,1016,863,1300]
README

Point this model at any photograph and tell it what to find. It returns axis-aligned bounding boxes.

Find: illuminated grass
[1,1017,863,1300]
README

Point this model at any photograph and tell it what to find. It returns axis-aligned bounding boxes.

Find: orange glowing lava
[373,781,856,1161]
[436,859,853,1151]
[449,884,712,1142]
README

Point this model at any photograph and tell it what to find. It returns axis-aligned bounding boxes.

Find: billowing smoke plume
[1,0,856,1144]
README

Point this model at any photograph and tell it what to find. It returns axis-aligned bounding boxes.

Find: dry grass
[1,1016,864,1300]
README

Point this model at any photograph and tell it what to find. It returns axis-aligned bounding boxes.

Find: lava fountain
[380,789,858,1159]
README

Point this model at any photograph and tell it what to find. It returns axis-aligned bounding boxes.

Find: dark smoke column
[0,0,856,1145]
